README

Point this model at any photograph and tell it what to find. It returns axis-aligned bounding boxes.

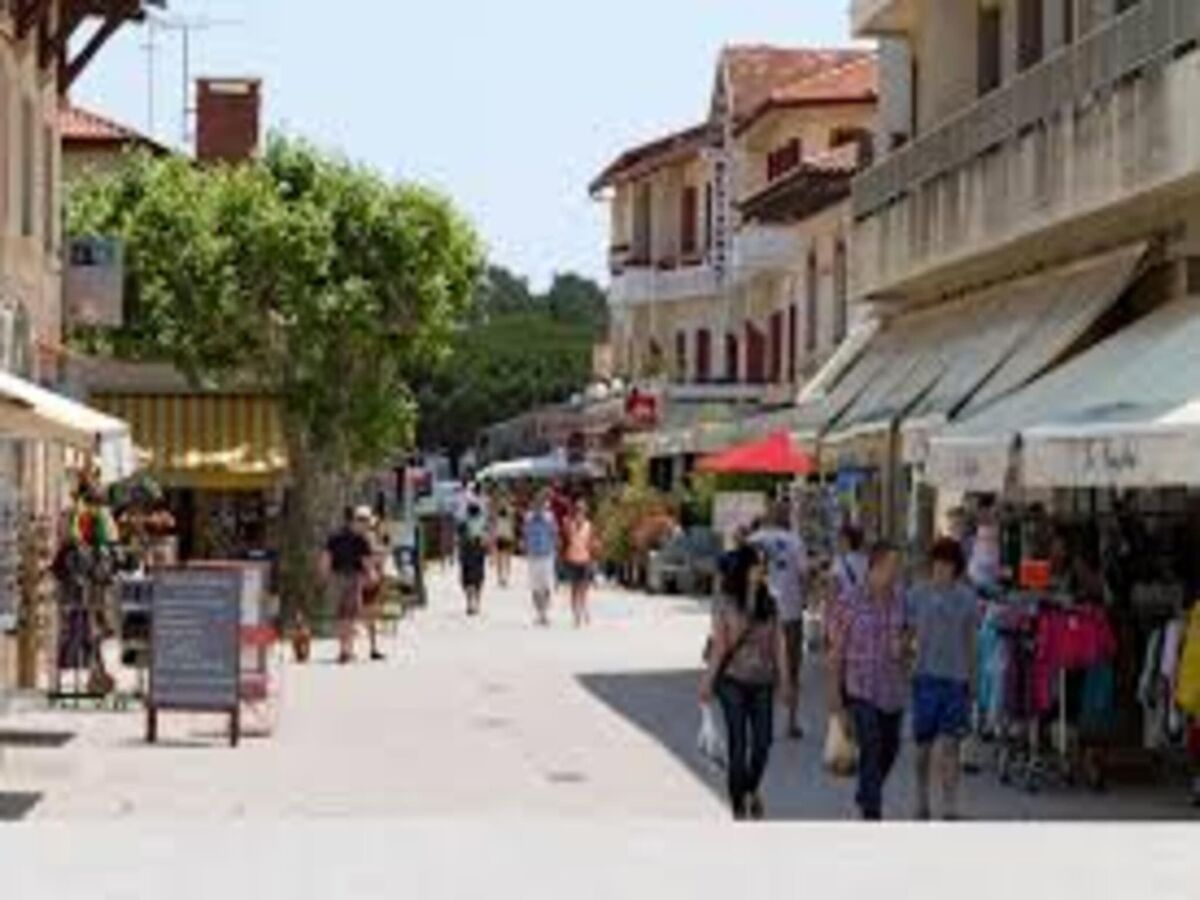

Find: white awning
[0,370,136,483]
[477,453,603,482]
[930,295,1200,490]
[826,243,1146,462]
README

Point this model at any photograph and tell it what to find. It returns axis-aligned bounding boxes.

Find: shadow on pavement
[0,729,75,748]
[577,667,1200,822]
[0,792,42,821]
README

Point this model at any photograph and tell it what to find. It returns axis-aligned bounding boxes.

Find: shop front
[926,293,1200,799]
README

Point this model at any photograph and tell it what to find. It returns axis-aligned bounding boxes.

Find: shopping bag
[696,703,727,770]
[1175,605,1200,715]
[822,712,858,778]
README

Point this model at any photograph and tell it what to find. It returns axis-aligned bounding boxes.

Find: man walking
[523,492,559,626]
[320,506,375,664]
[751,501,809,739]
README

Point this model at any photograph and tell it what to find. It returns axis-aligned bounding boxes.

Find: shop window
[695,328,712,383]
[680,185,699,258]
[978,4,1003,96]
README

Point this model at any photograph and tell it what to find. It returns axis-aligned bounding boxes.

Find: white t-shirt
[750,527,808,623]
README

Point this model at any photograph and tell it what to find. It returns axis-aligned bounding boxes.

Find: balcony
[666,382,772,404]
[609,260,718,306]
[851,0,914,37]
[852,0,1200,300]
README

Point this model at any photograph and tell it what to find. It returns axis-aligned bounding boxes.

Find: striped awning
[92,393,287,490]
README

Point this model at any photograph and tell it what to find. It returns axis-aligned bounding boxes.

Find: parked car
[646,527,722,596]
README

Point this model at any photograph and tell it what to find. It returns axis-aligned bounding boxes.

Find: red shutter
[745,322,766,385]
[725,333,739,383]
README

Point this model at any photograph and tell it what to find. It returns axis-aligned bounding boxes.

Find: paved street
[2,560,1198,822]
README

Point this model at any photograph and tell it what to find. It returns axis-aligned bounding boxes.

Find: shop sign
[148,568,242,746]
[1024,430,1199,489]
[624,388,661,428]
[65,237,125,327]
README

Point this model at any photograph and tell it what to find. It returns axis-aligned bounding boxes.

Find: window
[695,329,712,383]
[42,123,54,254]
[674,331,688,383]
[1062,0,1075,45]
[834,239,849,342]
[680,186,699,258]
[1018,0,1045,71]
[744,322,766,385]
[724,333,739,383]
[632,183,652,264]
[787,304,797,382]
[702,183,713,252]
[805,248,819,354]
[767,138,802,182]
[20,97,33,238]
[768,311,783,384]
[978,5,1003,96]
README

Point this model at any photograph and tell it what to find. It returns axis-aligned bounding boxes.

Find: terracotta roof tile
[735,52,878,134]
[59,102,168,153]
[720,46,871,125]
[590,122,712,194]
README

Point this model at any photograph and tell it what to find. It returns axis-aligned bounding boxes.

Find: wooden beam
[15,0,52,40]
[44,3,87,72]
[62,12,125,90]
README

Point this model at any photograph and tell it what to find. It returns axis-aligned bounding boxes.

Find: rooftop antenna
[143,10,244,146]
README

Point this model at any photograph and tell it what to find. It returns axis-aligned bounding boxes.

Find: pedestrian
[320,506,375,664]
[750,501,809,740]
[492,495,517,588]
[459,500,489,616]
[828,540,907,821]
[523,491,559,626]
[833,523,868,598]
[907,537,977,821]
[562,498,597,627]
[360,514,389,662]
[699,544,791,820]
[967,497,1001,589]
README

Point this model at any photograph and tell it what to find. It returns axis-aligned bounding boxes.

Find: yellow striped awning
[92,393,288,490]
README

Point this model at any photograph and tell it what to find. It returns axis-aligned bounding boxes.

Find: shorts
[912,675,970,745]
[331,572,363,620]
[562,561,592,586]
[528,556,555,595]
[496,537,515,553]
[782,619,805,685]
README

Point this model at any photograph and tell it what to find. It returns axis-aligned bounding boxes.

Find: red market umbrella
[696,430,815,476]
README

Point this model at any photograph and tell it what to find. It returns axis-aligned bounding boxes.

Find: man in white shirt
[750,502,809,739]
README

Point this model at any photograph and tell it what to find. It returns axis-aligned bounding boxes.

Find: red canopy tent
[696,430,815,476]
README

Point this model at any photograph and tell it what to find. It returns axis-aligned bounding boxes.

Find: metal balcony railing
[853,0,1200,220]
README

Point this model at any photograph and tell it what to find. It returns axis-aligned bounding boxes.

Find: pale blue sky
[73,2,854,289]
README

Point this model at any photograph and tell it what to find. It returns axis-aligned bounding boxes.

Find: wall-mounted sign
[65,236,124,328]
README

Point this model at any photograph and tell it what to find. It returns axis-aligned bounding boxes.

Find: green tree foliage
[67,140,484,615]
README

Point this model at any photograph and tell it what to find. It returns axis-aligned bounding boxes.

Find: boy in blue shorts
[907,537,978,821]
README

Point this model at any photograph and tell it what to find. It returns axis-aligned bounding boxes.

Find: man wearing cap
[320,506,375,664]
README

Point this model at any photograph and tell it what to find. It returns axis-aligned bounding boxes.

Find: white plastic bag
[697,703,727,770]
[822,713,858,778]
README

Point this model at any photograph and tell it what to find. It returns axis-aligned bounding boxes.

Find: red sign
[624,389,660,428]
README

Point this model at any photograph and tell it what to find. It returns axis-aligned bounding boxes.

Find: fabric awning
[93,393,286,490]
[824,243,1146,457]
[697,431,815,476]
[0,371,135,483]
[928,295,1200,490]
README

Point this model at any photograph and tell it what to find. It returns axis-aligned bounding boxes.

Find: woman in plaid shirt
[828,541,907,821]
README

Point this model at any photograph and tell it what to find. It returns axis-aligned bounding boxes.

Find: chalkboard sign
[148,568,242,745]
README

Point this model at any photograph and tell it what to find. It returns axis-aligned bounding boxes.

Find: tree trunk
[279,425,338,626]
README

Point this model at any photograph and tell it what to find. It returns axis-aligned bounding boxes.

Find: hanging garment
[1162,617,1187,739]
[1079,663,1117,737]
[1175,605,1200,716]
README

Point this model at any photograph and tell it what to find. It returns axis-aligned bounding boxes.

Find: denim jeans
[848,698,903,821]
[716,677,775,816]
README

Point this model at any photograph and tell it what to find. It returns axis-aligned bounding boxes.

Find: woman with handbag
[699,544,792,820]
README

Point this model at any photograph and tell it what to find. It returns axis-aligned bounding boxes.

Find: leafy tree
[67,140,483,617]
[543,271,608,335]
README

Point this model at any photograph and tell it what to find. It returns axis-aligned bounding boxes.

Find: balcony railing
[853,0,1200,220]
[731,225,801,278]
[610,261,717,305]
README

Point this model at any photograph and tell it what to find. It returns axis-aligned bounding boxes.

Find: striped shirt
[833,585,908,713]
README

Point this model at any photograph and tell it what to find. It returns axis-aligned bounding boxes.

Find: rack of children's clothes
[976,587,1118,793]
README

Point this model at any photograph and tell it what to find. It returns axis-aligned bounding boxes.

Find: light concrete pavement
[1,560,1197,822]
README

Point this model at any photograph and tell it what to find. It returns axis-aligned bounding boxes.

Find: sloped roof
[736,51,878,135]
[589,122,713,194]
[719,46,871,126]
[59,102,169,154]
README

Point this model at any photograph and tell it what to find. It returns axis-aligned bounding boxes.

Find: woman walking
[459,501,489,616]
[562,499,597,627]
[700,545,791,820]
[492,496,517,588]
[828,541,907,821]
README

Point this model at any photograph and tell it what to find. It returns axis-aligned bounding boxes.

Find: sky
[72,1,855,290]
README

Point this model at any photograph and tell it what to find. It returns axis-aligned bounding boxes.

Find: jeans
[848,698,903,821]
[716,677,775,815]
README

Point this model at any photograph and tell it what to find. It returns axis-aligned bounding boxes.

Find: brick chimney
[195,78,262,164]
